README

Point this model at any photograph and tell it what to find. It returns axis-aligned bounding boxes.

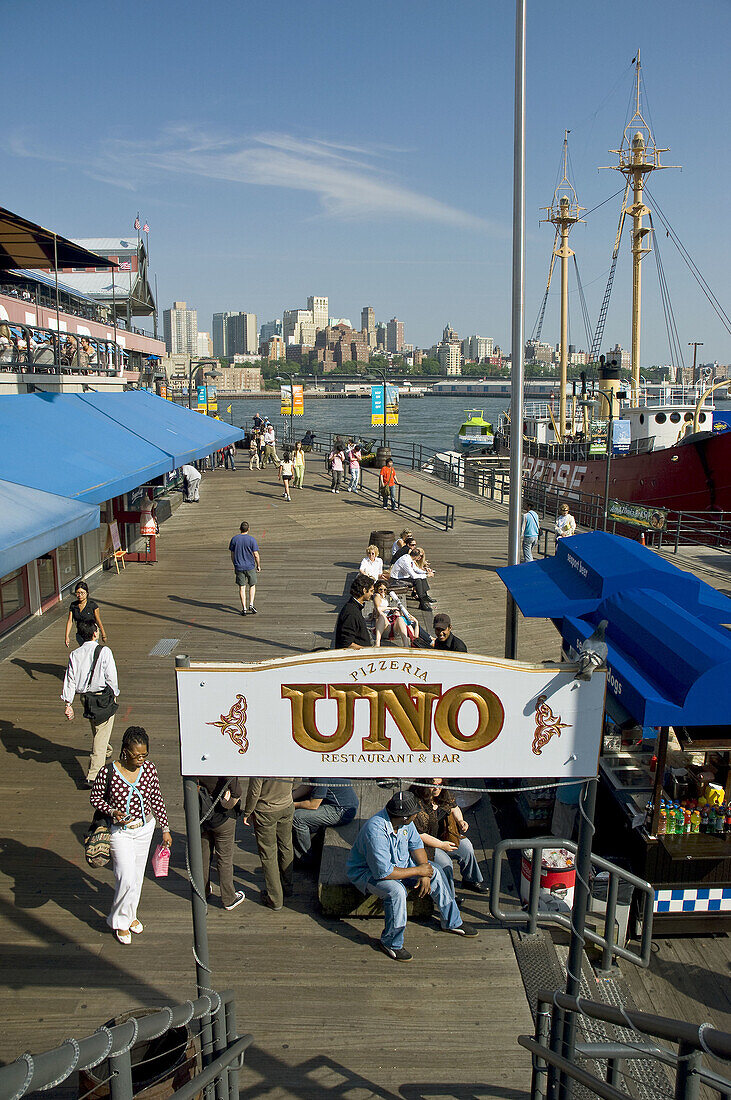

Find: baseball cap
[432,613,451,630]
[385,790,420,818]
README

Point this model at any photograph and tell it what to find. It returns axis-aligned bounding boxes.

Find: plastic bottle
[725,810,731,838]
[673,803,683,835]
[657,805,667,836]
[700,805,709,834]
[716,806,726,836]
[690,809,700,834]
[683,808,692,834]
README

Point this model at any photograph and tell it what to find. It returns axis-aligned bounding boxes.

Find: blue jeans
[365,862,461,950]
[431,837,483,887]
[382,486,396,509]
[292,804,356,858]
[349,468,360,491]
[522,536,537,562]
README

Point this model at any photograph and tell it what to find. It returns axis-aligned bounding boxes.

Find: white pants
[107,817,155,930]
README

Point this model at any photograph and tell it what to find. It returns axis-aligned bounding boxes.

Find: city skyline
[3,0,730,365]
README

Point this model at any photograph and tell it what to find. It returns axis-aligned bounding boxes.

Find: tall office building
[361,306,375,334]
[212,312,233,357]
[307,295,328,331]
[462,334,493,362]
[386,317,405,354]
[163,301,198,355]
[260,319,282,345]
[226,312,258,356]
[376,323,386,349]
[283,308,314,344]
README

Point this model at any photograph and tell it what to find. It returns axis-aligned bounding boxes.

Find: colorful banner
[196,384,206,413]
[281,384,304,416]
[611,419,631,455]
[176,650,605,778]
[608,499,667,530]
[371,384,399,426]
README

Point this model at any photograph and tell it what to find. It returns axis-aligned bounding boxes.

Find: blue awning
[562,591,731,727]
[0,479,99,577]
[78,390,241,467]
[498,532,731,728]
[497,532,731,625]
[0,392,241,505]
[0,393,172,504]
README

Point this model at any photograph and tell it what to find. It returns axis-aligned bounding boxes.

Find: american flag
[119,261,131,270]
[143,222,149,233]
[134,217,141,230]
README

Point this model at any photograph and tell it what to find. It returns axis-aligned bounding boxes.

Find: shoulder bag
[81,644,119,723]
[84,767,113,868]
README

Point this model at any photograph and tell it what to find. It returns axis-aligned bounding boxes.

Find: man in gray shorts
[228,521,261,616]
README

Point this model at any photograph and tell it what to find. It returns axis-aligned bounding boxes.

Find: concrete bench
[318,780,434,919]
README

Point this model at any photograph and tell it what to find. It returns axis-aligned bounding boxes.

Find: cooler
[520,849,576,912]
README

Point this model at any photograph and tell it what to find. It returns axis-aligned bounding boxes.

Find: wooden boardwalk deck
[2,459,730,1097]
[0,462,551,1098]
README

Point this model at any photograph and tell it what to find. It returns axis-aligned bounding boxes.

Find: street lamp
[578,388,626,531]
[187,358,220,410]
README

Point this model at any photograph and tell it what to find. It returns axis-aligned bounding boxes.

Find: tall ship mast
[542,132,583,440]
[493,54,731,516]
[602,50,673,408]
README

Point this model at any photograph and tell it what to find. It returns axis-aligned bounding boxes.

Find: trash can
[520,848,576,912]
[78,1007,199,1100]
[375,446,391,468]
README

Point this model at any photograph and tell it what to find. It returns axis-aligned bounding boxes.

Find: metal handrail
[490,836,655,971]
[523,989,731,1099]
[0,990,248,1100]
[309,440,455,530]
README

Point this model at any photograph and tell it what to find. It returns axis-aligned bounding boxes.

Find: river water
[227,394,506,455]
[226,394,731,456]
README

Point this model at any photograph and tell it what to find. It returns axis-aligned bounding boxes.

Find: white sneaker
[223,890,245,911]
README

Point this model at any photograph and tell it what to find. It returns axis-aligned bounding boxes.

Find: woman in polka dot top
[90,726,171,944]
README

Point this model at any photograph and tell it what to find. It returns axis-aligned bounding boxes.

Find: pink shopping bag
[151,843,170,878]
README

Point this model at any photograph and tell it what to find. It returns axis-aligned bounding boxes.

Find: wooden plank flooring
[0,462,545,1097]
[2,460,730,1096]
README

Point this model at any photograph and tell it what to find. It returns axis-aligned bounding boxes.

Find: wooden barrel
[368,529,395,562]
[375,446,391,467]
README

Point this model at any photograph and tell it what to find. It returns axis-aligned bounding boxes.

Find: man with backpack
[198,776,244,910]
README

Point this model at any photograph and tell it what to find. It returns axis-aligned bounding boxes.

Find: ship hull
[507,431,731,513]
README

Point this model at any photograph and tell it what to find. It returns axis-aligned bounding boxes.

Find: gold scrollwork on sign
[532,694,570,756]
[207,693,249,754]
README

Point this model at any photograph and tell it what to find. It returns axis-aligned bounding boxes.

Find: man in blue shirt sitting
[346,790,477,961]
[292,779,359,864]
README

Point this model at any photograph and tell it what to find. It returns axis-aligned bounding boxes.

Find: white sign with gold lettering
[175,650,605,778]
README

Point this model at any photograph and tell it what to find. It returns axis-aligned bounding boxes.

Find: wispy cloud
[10,126,494,231]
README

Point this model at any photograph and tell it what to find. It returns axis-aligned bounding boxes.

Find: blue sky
[3,0,730,365]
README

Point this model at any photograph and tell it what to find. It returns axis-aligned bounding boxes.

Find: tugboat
[454,410,495,454]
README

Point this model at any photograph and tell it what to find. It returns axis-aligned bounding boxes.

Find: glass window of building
[56,539,81,592]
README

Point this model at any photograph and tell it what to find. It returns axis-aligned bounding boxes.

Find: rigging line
[655,223,685,369]
[646,186,731,334]
[582,187,625,219]
[654,231,681,369]
[572,256,594,350]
